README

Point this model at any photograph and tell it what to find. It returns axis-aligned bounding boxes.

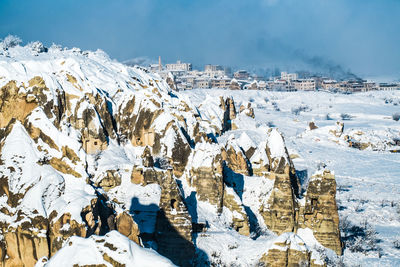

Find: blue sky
[0,0,399,77]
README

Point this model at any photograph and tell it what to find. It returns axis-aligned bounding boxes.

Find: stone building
[293,79,316,91]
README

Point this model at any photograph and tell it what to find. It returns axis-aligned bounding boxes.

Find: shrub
[0,35,22,50]
[340,113,352,120]
[27,41,48,54]
[393,239,400,249]
[392,113,400,121]
[325,113,333,120]
[291,105,311,115]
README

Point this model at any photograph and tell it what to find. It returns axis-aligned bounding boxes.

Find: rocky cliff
[0,43,342,266]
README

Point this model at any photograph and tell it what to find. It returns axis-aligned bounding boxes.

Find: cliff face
[0,44,342,266]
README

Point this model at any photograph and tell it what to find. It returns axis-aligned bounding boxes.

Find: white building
[379,83,400,91]
[281,72,298,82]
[165,60,192,71]
[321,79,338,90]
[194,78,211,89]
[293,79,316,91]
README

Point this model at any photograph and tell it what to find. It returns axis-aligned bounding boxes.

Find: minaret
[158,56,162,71]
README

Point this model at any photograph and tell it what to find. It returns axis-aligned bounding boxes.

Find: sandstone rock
[3,230,49,267]
[142,146,154,167]
[130,166,164,185]
[220,96,236,132]
[0,81,38,128]
[187,142,224,211]
[115,212,140,244]
[96,170,122,191]
[222,135,252,176]
[258,233,324,267]
[239,102,255,118]
[49,212,87,255]
[329,121,344,137]
[169,126,192,177]
[298,170,342,255]
[250,143,270,177]
[260,172,297,235]
[49,157,82,178]
[258,130,302,235]
[223,187,250,236]
[222,144,251,176]
[309,121,318,130]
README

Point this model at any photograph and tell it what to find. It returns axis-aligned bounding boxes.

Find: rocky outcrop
[223,187,250,236]
[298,170,342,255]
[309,121,318,130]
[329,121,344,137]
[0,80,38,128]
[257,130,299,235]
[115,212,140,244]
[1,219,49,267]
[258,233,323,267]
[95,170,122,191]
[259,172,298,235]
[220,96,237,132]
[239,102,255,118]
[222,144,251,176]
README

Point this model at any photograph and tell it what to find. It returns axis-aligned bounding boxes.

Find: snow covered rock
[298,170,342,255]
[37,231,175,267]
[0,42,344,266]
[258,233,324,267]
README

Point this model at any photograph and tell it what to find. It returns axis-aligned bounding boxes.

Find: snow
[267,128,287,158]
[37,231,175,267]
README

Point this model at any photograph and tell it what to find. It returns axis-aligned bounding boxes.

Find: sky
[0,0,399,78]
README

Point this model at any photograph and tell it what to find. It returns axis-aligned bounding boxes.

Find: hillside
[0,42,397,266]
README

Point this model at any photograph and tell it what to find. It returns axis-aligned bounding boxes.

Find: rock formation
[0,44,343,266]
[258,233,323,267]
[223,187,250,236]
[298,170,342,255]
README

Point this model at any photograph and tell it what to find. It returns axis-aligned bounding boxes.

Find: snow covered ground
[182,89,400,266]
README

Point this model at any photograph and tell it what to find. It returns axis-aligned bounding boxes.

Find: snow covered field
[182,89,400,266]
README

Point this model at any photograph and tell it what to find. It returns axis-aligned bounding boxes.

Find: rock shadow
[223,165,244,199]
[130,197,159,248]
[295,169,308,195]
[130,197,210,266]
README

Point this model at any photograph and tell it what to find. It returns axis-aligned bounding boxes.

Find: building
[271,80,294,91]
[379,83,399,91]
[211,77,231,88]
[281,72,298,83]
[364,82,377,91]
[234,70,250,80]
[194,78,211,89]
[258,81,267,90]
[205,64,223,72]
[165,60,192,71]
[321,80,338,90]
[293,79,316,91]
